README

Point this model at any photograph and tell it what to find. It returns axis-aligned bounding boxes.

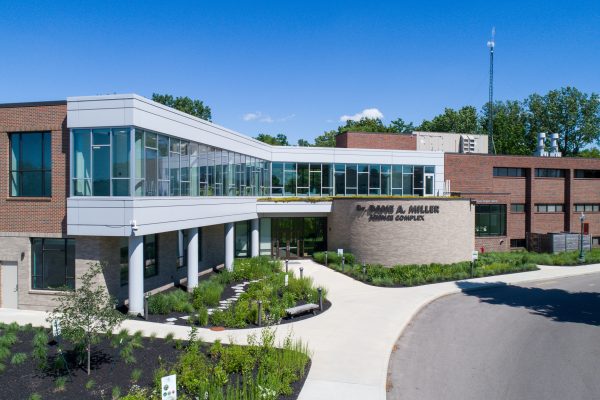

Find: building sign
[356,204,440,222]
[161,374,177,400]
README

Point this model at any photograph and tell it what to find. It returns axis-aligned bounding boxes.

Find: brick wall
[446,153,600,250]
[335,131,417,150]
[328,198,474,266]
[0,103,68,235]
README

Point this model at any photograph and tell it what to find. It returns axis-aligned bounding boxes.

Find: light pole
[579,212,586,263]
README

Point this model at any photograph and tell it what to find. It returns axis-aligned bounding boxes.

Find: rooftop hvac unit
[460,135,476,153]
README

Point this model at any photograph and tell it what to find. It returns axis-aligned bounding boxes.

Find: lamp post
[579,212,586,263]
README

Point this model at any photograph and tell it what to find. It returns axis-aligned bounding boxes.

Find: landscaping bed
[0,322,311,400]
[312,251,540,287]
[146,257,330,329]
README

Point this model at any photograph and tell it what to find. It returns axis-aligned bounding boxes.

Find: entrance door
[425,173,434,196]
[1,261,18,309]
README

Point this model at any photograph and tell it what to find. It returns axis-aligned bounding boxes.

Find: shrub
[112,386,121,399]
[147,290,193,315]
[196,305,209,326]
[10,352,27,365]
[131,368,142,382]
[54,376,67,392]
[28,394,42,400]
[32,330,48,369]
[85,379,96,390]
[192,280,224,308]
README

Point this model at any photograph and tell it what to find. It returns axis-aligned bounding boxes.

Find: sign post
[471,251,478,278]
[161,374,177,400]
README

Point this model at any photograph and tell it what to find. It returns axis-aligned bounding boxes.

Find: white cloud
[339,108,384,122]
[242,111,295,123]
[243,112,261,121]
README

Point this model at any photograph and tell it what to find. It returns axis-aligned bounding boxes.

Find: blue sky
[1,1,598,143]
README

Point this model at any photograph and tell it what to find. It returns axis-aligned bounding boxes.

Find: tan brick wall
[328,199,474,266]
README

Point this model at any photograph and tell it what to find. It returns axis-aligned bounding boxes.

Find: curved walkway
[3,260,600,400]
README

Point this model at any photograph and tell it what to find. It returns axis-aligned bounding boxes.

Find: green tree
[297,138,312,147]
[338,118,394,134]
[579,148,600,158]
[418,106,480,133]
[389,118,415,133]
[152,93,212,121]
[525,87,600,156]
[48,263,125,375]
[255,133,289,146]
[313,130,337,147]
[481,100,532,155]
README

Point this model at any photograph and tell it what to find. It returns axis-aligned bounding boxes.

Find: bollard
[300,266,304,279]
[470,261,474,278]
[325,252,328,266]
[318,287,323,311]
[257,300,263,327]
[143,293,149,320]
[284,273,289,287]
[342,256,345,272]
[285,259,289,274]
[362,262,367,279]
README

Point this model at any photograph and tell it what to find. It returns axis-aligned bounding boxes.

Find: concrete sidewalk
[2,260,600,400]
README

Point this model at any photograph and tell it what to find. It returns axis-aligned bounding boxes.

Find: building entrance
[263,217,327,259]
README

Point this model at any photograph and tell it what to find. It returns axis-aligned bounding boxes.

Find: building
[0,94,597,312]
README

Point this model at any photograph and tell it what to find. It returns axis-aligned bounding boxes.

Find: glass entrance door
[268,217,326,259]
[425,173,434,196]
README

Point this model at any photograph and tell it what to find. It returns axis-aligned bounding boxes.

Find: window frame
[475,204,507,237]
[10,132,52,197]
[31,238,75,291]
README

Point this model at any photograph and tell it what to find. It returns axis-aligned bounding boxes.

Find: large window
[475,204,506,237]
[31,238,75,290]
[493,167,526,177]
[10,132,51,197]
[73,128,130,196]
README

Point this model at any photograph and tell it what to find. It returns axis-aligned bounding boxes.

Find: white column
[128,235,144,315]
[225,222,234,271]
[186,228,199,292]
[251,218,259,257]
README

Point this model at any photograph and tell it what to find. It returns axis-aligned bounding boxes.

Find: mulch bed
[1,329,311,400]
[141,270,332,329]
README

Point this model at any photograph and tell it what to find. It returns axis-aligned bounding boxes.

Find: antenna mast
[487,27,496,154]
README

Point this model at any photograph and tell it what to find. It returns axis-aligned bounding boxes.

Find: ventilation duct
[534,132,548,157]
[549,133,561,157]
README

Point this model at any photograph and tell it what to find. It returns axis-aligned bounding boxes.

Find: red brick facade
[0,102,68,234]
[336,131,417,150]
[445,153,600,251]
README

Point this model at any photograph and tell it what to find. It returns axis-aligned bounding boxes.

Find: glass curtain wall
[73,127,269,197]
[73,128,130,196]
[270,162,435,197]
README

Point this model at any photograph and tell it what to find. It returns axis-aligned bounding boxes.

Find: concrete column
[225,222,234,271]
[251,218,260,257]
[186,228,199,291]
[128,235,144,315]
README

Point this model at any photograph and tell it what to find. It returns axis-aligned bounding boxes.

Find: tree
[525,87,600,156]
[481,100,532,155]
[152,93,212,121]
[389,118,415,133]
[255,133,289,146]
[313,130,337,147]
[338,118,394,134]
[48,263,125,375]
[579,148,600,158]
[297,139,312,147]
[418,106,480,133]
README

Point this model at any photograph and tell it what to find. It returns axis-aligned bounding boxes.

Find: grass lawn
[0,322,310,400]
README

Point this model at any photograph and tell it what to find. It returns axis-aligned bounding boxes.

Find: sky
[0,0,598,144]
